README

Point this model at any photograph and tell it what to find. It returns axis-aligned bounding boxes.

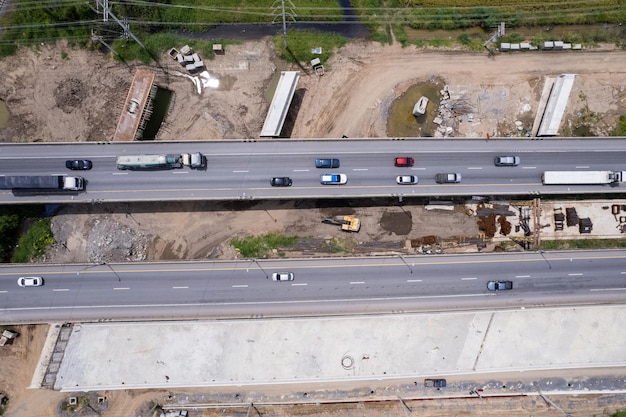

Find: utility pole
[271,0,296,48]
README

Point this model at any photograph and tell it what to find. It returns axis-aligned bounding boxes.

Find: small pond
[387,80,445,137]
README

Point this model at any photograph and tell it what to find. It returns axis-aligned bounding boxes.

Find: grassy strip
[231,233,298,258]
[273,29,350,65]
[612,115,626,136]
[110,33,230,65]
[11,218,55,263]
[540,239,626,251]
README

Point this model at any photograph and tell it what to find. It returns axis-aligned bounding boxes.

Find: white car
[396,175,419,185]
[320,174,347,185]
[17,276,43,287]
[272,272,294,281]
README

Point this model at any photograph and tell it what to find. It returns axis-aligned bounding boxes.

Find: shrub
[11,218,55,263]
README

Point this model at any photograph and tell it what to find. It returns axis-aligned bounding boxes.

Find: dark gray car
[65,160,93,170]
[270,177,292,187]
[424,378,446,388]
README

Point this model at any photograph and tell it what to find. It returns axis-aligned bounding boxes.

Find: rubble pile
[86,217,148,263]
[433,85,473,137]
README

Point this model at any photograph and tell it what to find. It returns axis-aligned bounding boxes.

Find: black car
[270,177,292,187]
[65,160,93,170]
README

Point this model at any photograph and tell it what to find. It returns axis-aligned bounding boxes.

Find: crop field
[354,0,626,29]
[408,0,622,6]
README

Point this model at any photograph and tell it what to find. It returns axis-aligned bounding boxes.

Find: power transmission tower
[271,0,296,48]
[92,0,146,50]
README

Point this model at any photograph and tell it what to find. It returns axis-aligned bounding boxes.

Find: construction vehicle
[542,170,625,185]
[0,175,84,192]
[322,216,361,232]
[117,153,206,170]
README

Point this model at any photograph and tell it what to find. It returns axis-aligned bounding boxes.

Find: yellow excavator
[321,216,361,233]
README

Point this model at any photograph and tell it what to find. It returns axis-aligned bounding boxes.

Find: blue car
[315,158,340,169]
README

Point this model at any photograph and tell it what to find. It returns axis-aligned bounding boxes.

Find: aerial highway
[0,138,626,203]
[1,250,625,323]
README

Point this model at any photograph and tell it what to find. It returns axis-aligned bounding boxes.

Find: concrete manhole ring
[341,355,354,370]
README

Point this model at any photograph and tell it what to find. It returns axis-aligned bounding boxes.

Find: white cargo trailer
[542,171,625,185]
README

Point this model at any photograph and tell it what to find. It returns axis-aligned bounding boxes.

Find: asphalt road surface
[1,138,626,203]
[1,249,625,323]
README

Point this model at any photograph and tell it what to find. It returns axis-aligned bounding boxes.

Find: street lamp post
[251,259,269,279]
[398,254,414,274]
[102,262,122,282]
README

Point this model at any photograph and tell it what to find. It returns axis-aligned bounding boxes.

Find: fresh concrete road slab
[48,304,626,391]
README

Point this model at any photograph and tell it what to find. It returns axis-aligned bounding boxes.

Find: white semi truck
[0,175,85,192]
[542,170,626,185]
[117,153,206,170]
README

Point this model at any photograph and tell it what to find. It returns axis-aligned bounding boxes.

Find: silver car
[494,156,520,166]
[272,272,294,281]
[487,280,513,291]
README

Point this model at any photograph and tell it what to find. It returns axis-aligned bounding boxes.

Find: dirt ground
[2,39,626,417]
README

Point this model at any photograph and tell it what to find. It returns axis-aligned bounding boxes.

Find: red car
[394,156,414,167]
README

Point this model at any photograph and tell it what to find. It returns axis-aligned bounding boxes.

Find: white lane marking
[232,285,248,288]
[412,167,427,170]
[113,287,129,290]
[568,273,583,276]
[522,166,537,169]
[172,171,189,175]
[350,281,365,284]
[53,289,69,292]
[467,167,482,170]
[590,287,626,292]
[293,169,309,172]
[173,286,189,289]
[292,283,308,286]
[461,277,477,280]
[353,168,368,171]
[516,275,531,278]
[407,279,422,282]
[575,166,590,169]
[112,172,128,175]
[233,170,249,173]
[0,290,7,293]
[620,272,626,274]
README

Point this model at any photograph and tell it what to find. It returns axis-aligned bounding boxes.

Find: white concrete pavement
[46,304,626,392]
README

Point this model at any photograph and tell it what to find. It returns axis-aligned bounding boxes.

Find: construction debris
[0,330,18,346]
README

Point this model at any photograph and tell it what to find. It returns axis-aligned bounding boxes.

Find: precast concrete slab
[52,305,626,392]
